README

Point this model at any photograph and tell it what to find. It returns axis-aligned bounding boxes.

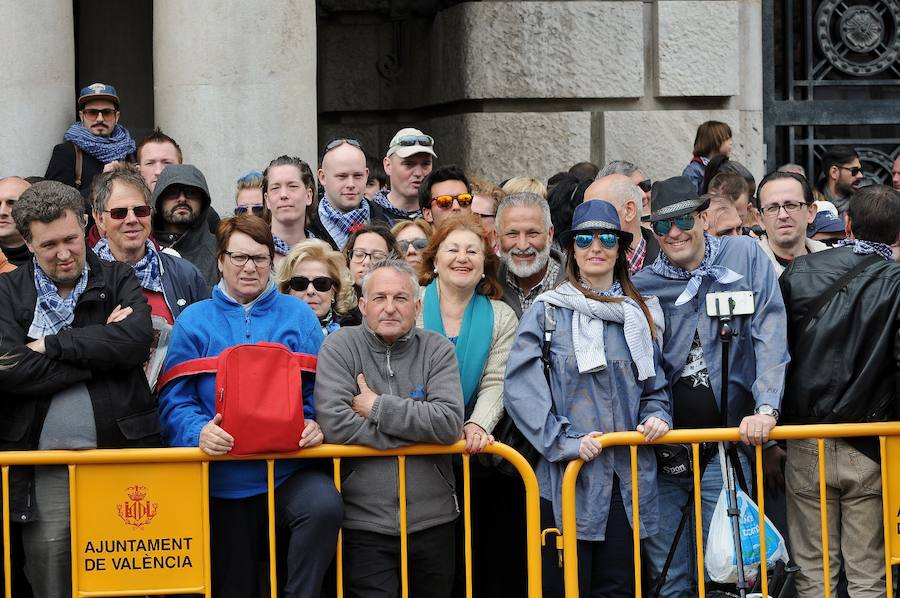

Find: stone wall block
[656,1,739,97]
[432,2,644,102]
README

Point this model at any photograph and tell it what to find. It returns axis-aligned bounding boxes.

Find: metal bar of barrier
[398,455,409,598]
[267,460,277,598]
[463,454,473,598]
[818,438,830,598]
[69,464,79,597]
[202,461,212,598]
[692,443,705,598]
[881,437,894,598]
[755,444,768,597]
[630,445,641,596]
[2,466,10,598]
[333,458,344,598]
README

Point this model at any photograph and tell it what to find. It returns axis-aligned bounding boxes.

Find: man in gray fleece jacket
[315,259,464,598]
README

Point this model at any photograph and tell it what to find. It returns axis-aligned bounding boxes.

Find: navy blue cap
[808,210,845,237]
[558,200,633,247]
[78,83,120,108]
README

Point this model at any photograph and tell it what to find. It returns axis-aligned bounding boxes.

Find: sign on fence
[71,462,208,594]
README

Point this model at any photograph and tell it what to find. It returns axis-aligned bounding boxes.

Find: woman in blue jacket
[504,200,671,598]
[159,215,342,598]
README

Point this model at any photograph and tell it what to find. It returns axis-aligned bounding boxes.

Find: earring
[433,267,438,274]
[481,273,485,279]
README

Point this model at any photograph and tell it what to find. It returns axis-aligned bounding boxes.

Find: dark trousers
[342,521,456,598]
[451,459,527,598]
[209,468,343,598]
[541,478,634,598]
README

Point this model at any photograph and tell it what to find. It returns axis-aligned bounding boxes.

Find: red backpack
[157,342,317,456]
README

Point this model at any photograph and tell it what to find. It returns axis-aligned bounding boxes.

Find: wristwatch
[755,404,779,422]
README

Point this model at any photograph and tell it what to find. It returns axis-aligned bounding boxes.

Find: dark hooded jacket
[152,164,219,287]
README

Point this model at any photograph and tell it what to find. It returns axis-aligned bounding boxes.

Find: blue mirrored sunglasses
[573,232,619,249]
[651,214,696,237]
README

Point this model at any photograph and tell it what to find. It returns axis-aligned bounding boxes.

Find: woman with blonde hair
[276,239,360,335]
[501,175,547,199]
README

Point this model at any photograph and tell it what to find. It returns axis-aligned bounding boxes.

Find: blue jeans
[643,445,751,598]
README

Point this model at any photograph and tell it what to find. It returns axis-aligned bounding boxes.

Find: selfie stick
[714,294,748,598]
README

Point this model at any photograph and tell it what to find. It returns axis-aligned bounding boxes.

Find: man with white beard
[495,192,566,317]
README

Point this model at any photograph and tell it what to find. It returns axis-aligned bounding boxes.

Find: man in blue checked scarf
[779,184,900,598]
[45,83,136,198]
[632,175,790,598]
[0,181,161,598]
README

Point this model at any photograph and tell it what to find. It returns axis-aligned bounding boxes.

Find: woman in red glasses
[276,238,360,336]
[504,200,670,598]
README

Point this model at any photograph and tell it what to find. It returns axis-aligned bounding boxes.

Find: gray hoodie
[315,324,464,535]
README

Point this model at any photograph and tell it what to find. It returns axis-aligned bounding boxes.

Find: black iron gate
[763,0,900,185]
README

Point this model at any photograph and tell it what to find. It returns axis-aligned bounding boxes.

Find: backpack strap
[73,143,83,189]
[155,356,219,393]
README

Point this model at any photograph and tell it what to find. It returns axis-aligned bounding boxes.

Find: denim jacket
[503,302,671,541]
[632,235,789,424]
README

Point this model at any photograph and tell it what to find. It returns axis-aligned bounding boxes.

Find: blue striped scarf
[29,260,90,337]
[835,238,894,261]
[649,234,743,306]
[94,239,163,292]
[63,122,136,163]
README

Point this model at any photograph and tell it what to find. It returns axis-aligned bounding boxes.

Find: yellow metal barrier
[559,422,900,598]
[0,441,542,598]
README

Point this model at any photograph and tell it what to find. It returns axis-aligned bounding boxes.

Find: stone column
[0,0,74,178]
[154,0,317,216]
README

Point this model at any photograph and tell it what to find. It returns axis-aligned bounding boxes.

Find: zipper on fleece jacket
[385,346,395,394]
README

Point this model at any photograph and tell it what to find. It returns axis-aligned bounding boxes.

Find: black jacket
[44,141,104,197]
[640,226,661,267]
[780,246,900,426]
[306,198,392,251]
[0,252,163,519]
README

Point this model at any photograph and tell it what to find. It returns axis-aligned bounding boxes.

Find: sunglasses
[638,179,652,193]
[431,193,473,209]
[398,238,428,252]
[573,232,619,250]
[651,214,696,236]
[234,204,266,216]
[161,185,204,201]
[395,134,434,147]
[289,276,335,292]
[323,138,362,155]
[837,165,864,177]
[82,108,117,119]
[105,205,151,220]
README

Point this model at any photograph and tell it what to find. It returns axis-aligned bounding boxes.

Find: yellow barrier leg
[755,444,768,597]
[267,460,277,598]
[2,466,10,598]
[818,438,831,598]
[68,465,78,598]
[562,460,582,598]
[881,438,894,598]
[692,444,705,598]
[333,458,343,598]
[202,461,212,598]
[398,456,409,598]
[463,454,473,598]
[630,445,641,596]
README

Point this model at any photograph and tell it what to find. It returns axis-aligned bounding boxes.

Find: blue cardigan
[159,282,324,498]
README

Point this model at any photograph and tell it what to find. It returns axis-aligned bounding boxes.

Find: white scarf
[537,281,660,380]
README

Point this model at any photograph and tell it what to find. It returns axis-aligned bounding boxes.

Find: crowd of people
[0,82,898,598]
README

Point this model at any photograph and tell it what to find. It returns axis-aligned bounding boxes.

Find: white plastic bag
[705,445,789,584]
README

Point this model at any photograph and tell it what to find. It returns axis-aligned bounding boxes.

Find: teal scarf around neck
[423,279,493,412]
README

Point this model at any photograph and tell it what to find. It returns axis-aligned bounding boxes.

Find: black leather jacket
[780,246,900,425]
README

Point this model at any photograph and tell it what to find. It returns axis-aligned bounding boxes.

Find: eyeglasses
[573,232,619,250]
[638,179,652,193]
[651,214,696,236]
[395,135,434,147]
[82,108,117,119]
[234,204,266,216]
[760,201,808,217]
[350,249,388,263]
[289,276,335,292]
[398,238,428,252]
[323,138,362,155]
[431,193,473,209]
[160,185,204,201]
[105,205,151,220]
[837,165,864,177]
[224,251,270,268]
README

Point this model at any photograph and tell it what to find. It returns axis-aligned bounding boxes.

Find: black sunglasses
[105,205,151,220]
[395,134,434,147]
[398,238,428,252]
[323,138,362,155]
[234,204,266,216]
[289,276,335,293]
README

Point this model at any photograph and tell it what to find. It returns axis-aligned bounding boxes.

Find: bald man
[583,174,659,273]
[309,140,391,250]
[0,176,33,266]
[701,195,743,237]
